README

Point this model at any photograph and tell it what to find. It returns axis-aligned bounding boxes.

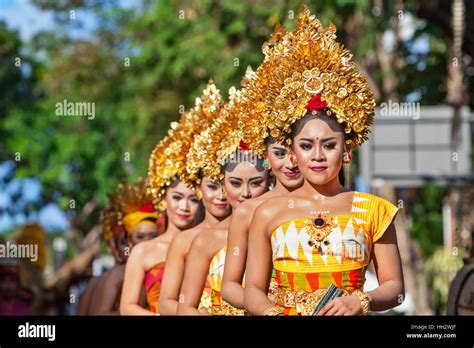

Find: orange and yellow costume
[209,247,246,316]
[270,192,398,315]
[144,262,166,314]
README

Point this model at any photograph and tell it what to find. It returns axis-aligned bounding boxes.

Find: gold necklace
[304,212,336,250]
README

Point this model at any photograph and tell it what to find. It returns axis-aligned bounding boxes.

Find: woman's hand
[317,295,362,316]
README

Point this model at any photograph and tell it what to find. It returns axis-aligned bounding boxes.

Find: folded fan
[312,284,343,316]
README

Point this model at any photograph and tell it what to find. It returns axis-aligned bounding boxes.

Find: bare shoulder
[232,200,257,220]
[230,190,278,221]
[190,226,226,256]
[171,226,201,248]
[252,194,315,233]
[231,197,271,232]
[129,239,149,258]
[167,226,204,257]
[152,235,172,253]
[192,226,219,246]
[254,195,296,218]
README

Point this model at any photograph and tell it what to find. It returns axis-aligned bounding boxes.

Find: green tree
[2,0,472,243]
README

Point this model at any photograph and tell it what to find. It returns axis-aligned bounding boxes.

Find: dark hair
[291,110,353,187]
[140,217,157,224]
[195,171,207,225]
[290,110,354,140]
[197,169,204,180]
[193,200,205,226]
[338,166,346,187]
[264,136,277,150]
[222,150,266,173]
[262,136,278,187]
[169,177,181,188]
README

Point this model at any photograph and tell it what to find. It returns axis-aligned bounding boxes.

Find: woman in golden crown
[220,28,305,310]
[120,83,221,315]
[85,178,159,315]
[244,7,404,316]
[177,86,272,315]
[158,83,233,315]
[78,178,160,315]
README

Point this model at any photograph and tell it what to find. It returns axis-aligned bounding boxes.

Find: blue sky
[0,161,70,234]
[0,0,138,41]
[0,0,56,41]
[0,0,99,41]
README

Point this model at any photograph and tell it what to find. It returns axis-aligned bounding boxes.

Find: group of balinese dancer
[78,7,404,316]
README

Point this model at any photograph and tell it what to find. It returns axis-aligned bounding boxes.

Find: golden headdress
[148,80,223,198]
[101,204,119,242]
[101,177,158,238]
[239,23,288,157]
[193,75,260,182]
[184,122,212,187]
[261,6,375,148]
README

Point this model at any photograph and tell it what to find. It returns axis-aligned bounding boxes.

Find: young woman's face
[267,142,303,190]
[129,222,159,246]
[165,181,200,230]
[198,177,231,219]
[292,117,345,186]
[224,161,269,209]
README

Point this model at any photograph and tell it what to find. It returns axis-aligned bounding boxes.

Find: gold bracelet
[352,290,370,316]
[263,306,284,316]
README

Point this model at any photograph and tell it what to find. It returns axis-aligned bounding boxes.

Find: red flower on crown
[305,95,328,111]
[139,202,155,213]
[239,140,250,151]
[113,224,125,237]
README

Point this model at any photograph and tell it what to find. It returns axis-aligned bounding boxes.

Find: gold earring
[158,200,167,212]
[196,190,203,200]
[289,151,298,165]
[343,152,352,163]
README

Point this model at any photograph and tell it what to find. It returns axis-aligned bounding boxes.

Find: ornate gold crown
[101,177,155,240]
[101,205,118,242]
[186,69,259,183]
[148,80,223,197]
[239,23,288,157]
[184,123,213,187]
[262,6,375,148]
[199,83,256,182]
